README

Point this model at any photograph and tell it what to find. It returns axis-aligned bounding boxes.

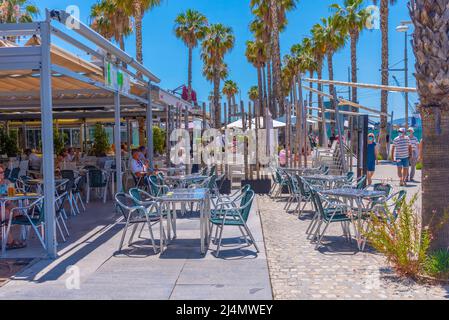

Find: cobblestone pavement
[257,194,449,300]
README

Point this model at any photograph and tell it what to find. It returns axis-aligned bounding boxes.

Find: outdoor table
[0,193,41,255]
[157,188,211,255]
[303,174,348,189]
[163,174,208,188]
[321,188,386,250]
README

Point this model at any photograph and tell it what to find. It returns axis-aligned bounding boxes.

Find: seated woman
[64,147,79,163]
[0,164,26,249]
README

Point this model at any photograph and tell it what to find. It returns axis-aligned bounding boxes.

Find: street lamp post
[396,21,412,129]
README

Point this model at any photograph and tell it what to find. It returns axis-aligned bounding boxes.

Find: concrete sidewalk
[0,197,272,300]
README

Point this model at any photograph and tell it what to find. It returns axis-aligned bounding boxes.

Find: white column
[40,20,57,258]
[146,82,154,170]
[114,91,122,191]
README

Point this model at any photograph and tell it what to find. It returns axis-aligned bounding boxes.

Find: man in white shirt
[407,128,420,182]
[130,149,147,177]
[391,128,412,186]
[25,149,41,171]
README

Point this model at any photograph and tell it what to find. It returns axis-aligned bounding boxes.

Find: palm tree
[296,37,318,115]
[319,14,347,134]
[245,39,267,128]
[222,80,239,123]
[201,23,234,129]
[311,22,331,145]
[373,0,398,159]
[0,0,39,42]
[117,0,162,66]
[250,0,298,117]
[332,0,369,104]
[0,0,39,24]
[174,10,208,103]
[248,86,259,103]
[409,0,449,249]
[90,0,132,51]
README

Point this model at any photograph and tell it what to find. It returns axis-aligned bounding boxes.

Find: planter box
[218,178,231,195]
[241,179,272,194]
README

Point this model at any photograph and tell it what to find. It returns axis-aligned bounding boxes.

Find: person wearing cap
[407,128,420,182]
[366,133,378,185]
[391,127,412,186]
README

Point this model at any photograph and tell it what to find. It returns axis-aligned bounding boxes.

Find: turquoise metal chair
[209,189,259,257]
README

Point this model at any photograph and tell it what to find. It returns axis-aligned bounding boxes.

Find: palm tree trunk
[133,1,143,78]
[213,68,221,129]
[262,65,268,129]
[269,0,283,117]
[327,51,336,135]
[421,111,449,249]
[188,46,193,102]
[350,31,359,157]
[317,64,325,146]
[309,70,313,118]
[267,59,274,117]
[379,0,389,159]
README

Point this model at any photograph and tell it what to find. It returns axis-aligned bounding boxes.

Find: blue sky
[35,0,417,119]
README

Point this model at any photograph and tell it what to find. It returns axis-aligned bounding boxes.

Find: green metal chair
[209,189,259,257]
[308,188,353,249]
[116,192,164,254]
[87,169,108,203]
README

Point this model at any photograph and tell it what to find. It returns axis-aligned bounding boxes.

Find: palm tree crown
[174,9,208,49]
[0,0,39,23]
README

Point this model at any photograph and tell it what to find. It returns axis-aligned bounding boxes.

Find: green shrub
[0,130,19,157]
[425,249,449,279]
[366,193,431,279]
[53,129,67,156]
[153,126,165,154]
[377,154,384,161]
[415,162,423,170]
[91,123,110,157]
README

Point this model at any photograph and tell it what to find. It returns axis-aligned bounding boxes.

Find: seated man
[130,149,147,177]
[24,148,41,171]
[64,147,79,162]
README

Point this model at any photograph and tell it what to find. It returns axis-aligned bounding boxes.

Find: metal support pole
[404,30,409,129]
[114,91,123,192]
[146,82,154,171]
[40,19,57,258]
[333,92,347,173]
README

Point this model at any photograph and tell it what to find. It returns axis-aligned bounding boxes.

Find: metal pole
[404,30,409,129]
[40,19,57,258]
[146,82,154,171]
[114,90,122,192]
[333,92,348,173]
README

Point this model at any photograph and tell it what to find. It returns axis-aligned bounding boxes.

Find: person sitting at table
[130,149,147,177]
[55,152,66,172]
[24,149,41,171]
[64,147,78,163]
[138,146,149,165]
[0,164,26,249]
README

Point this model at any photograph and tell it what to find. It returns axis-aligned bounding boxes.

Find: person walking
[407,128,420,182]
[391,128,412,186]
[366,133,378,185]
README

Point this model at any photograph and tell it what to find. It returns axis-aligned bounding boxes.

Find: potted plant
[0,130,19,157]
[91,123,110,157]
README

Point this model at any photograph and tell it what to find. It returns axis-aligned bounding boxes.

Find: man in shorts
[391,128,412,186]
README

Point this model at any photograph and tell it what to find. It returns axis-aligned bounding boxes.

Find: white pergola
[0,9,162,258]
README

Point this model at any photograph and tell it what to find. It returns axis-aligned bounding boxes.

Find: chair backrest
[156,172,165,185]
[18,160,29,177]
[239,189,255,222]
[209,165,216,176]
[296,175,310,197]
[61,170,75,181]
[200,166,208,176]
[373,183,392,197]
[309,188,325,218]
[356,175,366,189]
[9,167,20,182]
[346,171,354,183]
[88,169,106,187]
[391,190,407,219]
[115,193,135,221]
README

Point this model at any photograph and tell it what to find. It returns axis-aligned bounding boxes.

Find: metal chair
[87,169,108,203]
[115,192,164,254]
[209,189,259,257]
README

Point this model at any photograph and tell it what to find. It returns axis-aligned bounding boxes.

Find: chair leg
[315,221,332,249]
[237,225,249,245]
[59,216,70,237]
[118,221,130,252]
[55,219,66,242]
[242,223,259,253]
[128,224,138,245]
[215,225,224,257]
[145,218,157,254]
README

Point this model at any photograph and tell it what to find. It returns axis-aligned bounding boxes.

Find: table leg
[166,202,171,242]
[172,201,177,239]
[200,199,204,254]
[1,202,6,256]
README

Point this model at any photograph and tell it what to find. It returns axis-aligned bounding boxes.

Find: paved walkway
[259,164,449,299]
[0,199,271,300]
